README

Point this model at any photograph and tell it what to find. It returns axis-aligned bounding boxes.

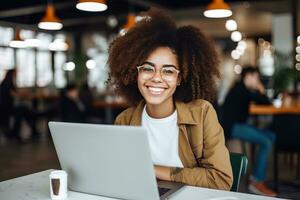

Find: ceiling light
[20,30,41,48]
[76,0,107,12]
[107,15,118,28]
[225,19,237,31]
[119,28,126,36]
[25,39,41,48]
[135,15,144,22]
[297,35,300,44]
[63,62,75,71]
[231,31,242,42]
[237,40,247,50]
[296,46,300,54]
[49,39,69,51]
[120,13,136,35]
[296,63,300,71]
[124,13,136,30]
[204,0,232,18]
[296,54,300,62]
[234,64,242,74]
[38,4,63,30]
[236,47,244,56]
[231,50,240,60]
[9,29,26,48]
[86,59,96,69]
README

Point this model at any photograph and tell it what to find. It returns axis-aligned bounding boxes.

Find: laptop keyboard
[158,187,171,196]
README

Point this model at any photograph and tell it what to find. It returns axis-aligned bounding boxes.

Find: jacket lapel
[129,101,145,126]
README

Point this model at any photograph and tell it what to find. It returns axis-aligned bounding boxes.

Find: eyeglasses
[136,64,180,81]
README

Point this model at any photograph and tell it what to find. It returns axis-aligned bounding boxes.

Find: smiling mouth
[147,86,166,95]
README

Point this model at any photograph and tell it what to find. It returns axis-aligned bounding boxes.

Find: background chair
[272,114,300,191]
[230,152,248,192]
[213,102,249,191]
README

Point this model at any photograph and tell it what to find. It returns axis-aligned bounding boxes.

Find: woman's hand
[154,165,171,181]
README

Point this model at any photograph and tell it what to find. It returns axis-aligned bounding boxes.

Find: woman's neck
[145,100,175,119]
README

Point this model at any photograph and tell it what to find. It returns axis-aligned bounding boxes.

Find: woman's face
[137,47,180,107]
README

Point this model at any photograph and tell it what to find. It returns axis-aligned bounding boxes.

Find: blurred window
[0,47,14,82]
[0,47,14,69]
[16,48,35,87]
[36,51,52,87]
[0,26,13,46]
[54,52,67,88]
[86,33,109,92]
[0,26,68,88]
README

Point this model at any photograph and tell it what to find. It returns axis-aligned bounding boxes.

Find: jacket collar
[129,100,199,126]
[175,101,199,125]
[129,100,144,126]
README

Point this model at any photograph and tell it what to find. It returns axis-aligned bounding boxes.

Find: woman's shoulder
[176,99,216,125]
[114,107,136,125]
[185,99,214,111]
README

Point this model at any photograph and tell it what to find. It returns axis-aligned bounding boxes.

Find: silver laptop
[48,121,184,200]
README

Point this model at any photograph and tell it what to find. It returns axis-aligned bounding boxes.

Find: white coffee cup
[49,170,68,200]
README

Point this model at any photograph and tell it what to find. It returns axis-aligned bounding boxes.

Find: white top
[141,106,183,168]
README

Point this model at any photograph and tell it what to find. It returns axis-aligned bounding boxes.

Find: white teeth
[148,87,164,92]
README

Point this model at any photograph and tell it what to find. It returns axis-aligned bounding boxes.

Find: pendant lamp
[76,0,107,12]
[119,13,136,36]
[203,0,232,18]
[9,29,26,48]
[124,13,136,30]
[38,4,63,30]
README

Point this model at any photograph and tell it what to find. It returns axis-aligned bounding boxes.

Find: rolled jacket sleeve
[170,103,233,190]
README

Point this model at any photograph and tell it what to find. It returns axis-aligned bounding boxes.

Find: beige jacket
[114,99,233,190]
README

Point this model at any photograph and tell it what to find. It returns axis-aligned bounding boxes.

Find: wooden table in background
[93,101,129,109]
[250,101,300,187]
[250,104,300,115]
[93,100,129,123]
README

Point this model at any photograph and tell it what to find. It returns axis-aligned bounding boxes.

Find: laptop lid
[49,121,160,200]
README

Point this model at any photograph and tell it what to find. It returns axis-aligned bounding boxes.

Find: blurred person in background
[60,83,86,123]
[0,69,39,142]
[79,82,93,119]
[0,69,17,137]
[108,9,233,190]
[222,66,276,197]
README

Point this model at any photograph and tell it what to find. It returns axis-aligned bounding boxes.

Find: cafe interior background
[0,0,300,199]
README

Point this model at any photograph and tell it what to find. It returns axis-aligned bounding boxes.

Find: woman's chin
[145,98,165,106]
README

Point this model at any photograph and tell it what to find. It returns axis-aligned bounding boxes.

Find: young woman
[108,9,233,190]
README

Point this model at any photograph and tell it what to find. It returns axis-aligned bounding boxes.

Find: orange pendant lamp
[119,13,136,35]
[38,4,63,30]
[76,0,107,12]
[9,29,26,48]
[124,13,136,30]
[203,0,232,18]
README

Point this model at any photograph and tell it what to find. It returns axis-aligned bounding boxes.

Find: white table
[0,170,284,200]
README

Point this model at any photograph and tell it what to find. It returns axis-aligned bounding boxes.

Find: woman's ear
[177,76,181,86]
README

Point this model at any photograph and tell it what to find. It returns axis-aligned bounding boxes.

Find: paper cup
[49,170,68,200]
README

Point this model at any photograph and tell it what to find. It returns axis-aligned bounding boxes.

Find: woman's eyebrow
[141,61,155,66]
[162,64,177,68]
[142,61,177,68]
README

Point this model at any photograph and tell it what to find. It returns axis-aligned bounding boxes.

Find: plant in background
[273,67,295,94]
[272,51,300,94]
[73,52,89,85]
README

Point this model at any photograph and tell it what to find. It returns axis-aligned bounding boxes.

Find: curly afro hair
[108,8,220,106]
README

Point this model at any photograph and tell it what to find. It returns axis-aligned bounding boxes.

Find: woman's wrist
[154,165,171,181]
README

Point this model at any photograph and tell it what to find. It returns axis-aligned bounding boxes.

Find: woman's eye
[162,68,175,75]
[142,66,154,72]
